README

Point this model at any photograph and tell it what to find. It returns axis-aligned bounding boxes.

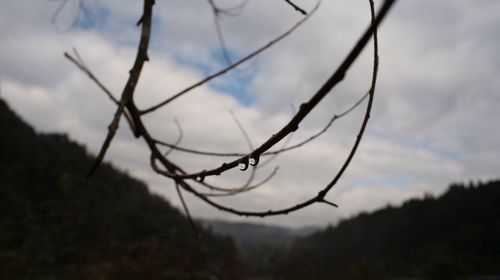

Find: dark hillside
[0,98,240,279]
[283,180,500,280]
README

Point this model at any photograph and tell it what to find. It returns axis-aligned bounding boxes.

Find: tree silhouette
[64,0,397,225]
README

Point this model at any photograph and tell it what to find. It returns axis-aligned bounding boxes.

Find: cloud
[1,0,499,228]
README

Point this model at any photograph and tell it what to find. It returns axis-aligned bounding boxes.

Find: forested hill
[282,180,500,280]
[0,98,240,279]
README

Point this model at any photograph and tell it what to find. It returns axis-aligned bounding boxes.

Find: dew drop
[238,162,248,171]
[238,158,249,171]
[197,175,205,183]
[249,154,260,166]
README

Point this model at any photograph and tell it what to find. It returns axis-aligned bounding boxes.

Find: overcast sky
[1,0,499,228]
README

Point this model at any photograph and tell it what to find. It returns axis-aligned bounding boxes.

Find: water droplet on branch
[249,154,260,166]
[238,158,249,171]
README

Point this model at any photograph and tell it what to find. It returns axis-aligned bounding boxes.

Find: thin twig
[207,0,233,65]
[163,118,183,157]
[64,49,137,134]
[140,0,321,115]
[175,182,200,237]
[283,0,307,15]
[201,167,279,197]
[152,0,388,217]
[146,0,393,182]
[87,0,154,177]
[75,0,395,219]
[152,91,368,158]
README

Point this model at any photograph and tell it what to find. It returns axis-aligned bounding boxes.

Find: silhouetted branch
[175,182,199,237]
[145,0,392,183]
[87,0,154,177]
[152,90,367,159]
[163,118,183,157]
[201,166,279,197]
[150,0,387,217]
[264,90,370,156]
[140,0,321,115]
[283,0,307,15]
[207,0,233,65]
[64,49,137,134]
[256,104,296,168]
[320,198,339,208]
[70,0,395,220]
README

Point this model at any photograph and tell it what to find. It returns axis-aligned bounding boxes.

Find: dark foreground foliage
[282,180,500,280]
[0,98,241,279]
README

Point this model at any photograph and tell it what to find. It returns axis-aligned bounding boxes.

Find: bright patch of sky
[74,1,256,106]
[77,5,110,30]
[352,177,411,188]
[205,49,258,106]
[367,129,462,161]
[173,49,258,106]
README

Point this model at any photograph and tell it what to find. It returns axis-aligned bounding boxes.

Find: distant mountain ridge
[202,219,319,249]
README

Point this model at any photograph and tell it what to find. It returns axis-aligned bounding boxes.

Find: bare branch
[230,110,254,151]
[320,198,339,208]
[163,118,183,157]
[283,0,307,15]
[152,0,387,217]
[64,49,137,134]
[175,182,199,237]
[72,0,396,220]
[146,0,393,182]
[151,91,370,159]
[201,166,279,197]
[140,0,321,115]
[207,0,233,65]
[48,0,94,32]
[208,0,249,17]
[87,0,154,177]
[150,86,369,161]
[264,90,370,156]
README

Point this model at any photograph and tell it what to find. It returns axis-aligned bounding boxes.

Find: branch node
[136,16,144,26]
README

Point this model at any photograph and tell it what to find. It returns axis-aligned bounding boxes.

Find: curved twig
[147,0,393,181]
[152,0,386,217]
[152,90,368,158]
[73,0,396,220]
[191,165,279,195]
[163,118,183,157]
[201,167,279,197]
